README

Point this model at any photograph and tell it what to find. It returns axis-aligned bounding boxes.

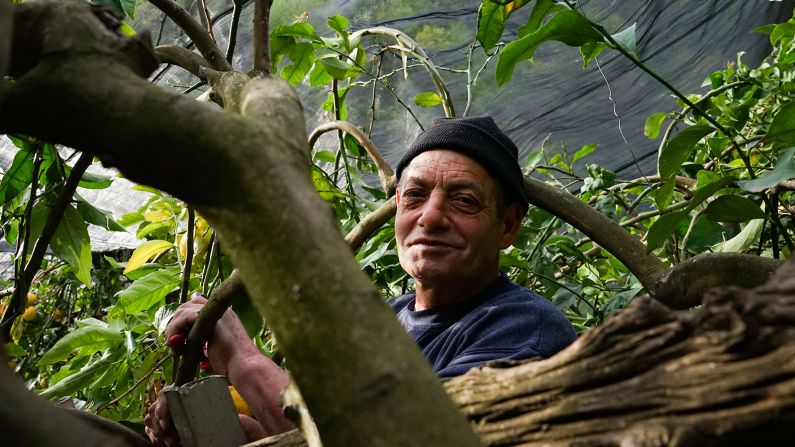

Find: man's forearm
[226,352,293,435]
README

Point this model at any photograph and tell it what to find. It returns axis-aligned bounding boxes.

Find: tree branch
[308,121,396,196]
[523,176,669,294]
[345,197,397,252]
[147,0,231,71]
[155,44,211,78]
[252,0,273,75]
[225,0,244,63]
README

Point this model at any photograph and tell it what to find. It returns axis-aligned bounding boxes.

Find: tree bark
[2,1,480,446]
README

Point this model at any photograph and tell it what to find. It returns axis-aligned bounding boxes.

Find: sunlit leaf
[124,240,173,274]
[714,219,764,253]
[658,125,713,179]
[646,211,688,252]
[497,10,603,85]
[50,205,92,286]
[517,0,566,38]
[38,324,122,366]
[116,267,182,314]
[477,1,508,52]
[0,147,34,204]
[281,42,316,85]
[644,112,667,139]
[317,55,354,80]
[414,92,444,108]
[144,209,172,223]
[703,195,766,223]
[737,147,795,192]
[308,63,334,87]
[572,143,597,165]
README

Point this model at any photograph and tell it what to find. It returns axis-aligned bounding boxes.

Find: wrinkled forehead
[399,149,493,185]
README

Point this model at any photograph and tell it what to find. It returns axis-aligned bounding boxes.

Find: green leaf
[38,324,122,366]
[414,92,444,108]
[124,240,173,274]
[579,41,608,68]
[136,221,173,239]
[317,55,354,80]
[281,42,316,85]
[271,22,321,42]
[477,1,507,52]
[737,147,795,192]
[120,0,136,18]
[120,21,136,37]
[78,171,113,189]
[118,211,144,227]
[4,342,27,357]
[703,195,766,223]
[714,218,764,253]
[572,143,597,165]
[327,15,350,49]
[687,176,737,211]
[308,63,334,87]
[497,9,603,85]
[654,179,675,211]
[644,112,667,139]
[76,200,125,231]
[0,147,34,204]
[517,0,566,38]
[116,267,182,314]
[311,166,342,202]
[611,23,636,55]
[765,102,795,145]
[314,150,337,164]
[658,125,714,179]
[50,205,92,286]
[646,211,688,252]
[39,355,114,399]
[602,287,642,316]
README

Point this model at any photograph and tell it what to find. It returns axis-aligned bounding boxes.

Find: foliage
[2,0,795,432]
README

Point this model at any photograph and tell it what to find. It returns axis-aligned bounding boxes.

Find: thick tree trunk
[446,257,795,446]
[1,1,479,446]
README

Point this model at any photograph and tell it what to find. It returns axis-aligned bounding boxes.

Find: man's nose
[418,193,450,230]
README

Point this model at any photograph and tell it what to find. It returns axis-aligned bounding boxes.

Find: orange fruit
[22,306,37,321]
[26,292,38,306]
[53,308,64,320]
[228,386,253,416]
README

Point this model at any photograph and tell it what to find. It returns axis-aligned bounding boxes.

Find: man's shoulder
[387,292,415,313]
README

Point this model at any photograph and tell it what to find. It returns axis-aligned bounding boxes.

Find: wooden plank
[166,375,248,447]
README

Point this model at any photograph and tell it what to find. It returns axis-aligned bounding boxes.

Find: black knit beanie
[395,116,528,213]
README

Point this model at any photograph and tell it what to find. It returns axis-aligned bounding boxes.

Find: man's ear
[394,187,401,205]
[498,202,524,249]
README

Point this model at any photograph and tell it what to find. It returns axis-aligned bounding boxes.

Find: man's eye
[452,196,480,211]
[403,189,425,198]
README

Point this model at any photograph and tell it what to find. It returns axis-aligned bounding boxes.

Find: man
[145,116,576,445]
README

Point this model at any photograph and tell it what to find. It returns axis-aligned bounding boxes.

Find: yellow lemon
[228,386,253,416]
[53,308,64,320]
[22,306,37,321]
[178,233,188,259]
[26,292,38,306]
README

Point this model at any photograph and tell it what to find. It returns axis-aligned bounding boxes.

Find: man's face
[395,150,521,296]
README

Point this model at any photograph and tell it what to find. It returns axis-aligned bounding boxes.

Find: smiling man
[389,116,577,378]
[145,116,576,444]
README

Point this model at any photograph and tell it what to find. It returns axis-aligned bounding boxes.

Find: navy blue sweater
[389,273,577,378]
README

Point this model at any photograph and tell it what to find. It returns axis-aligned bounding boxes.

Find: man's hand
[144,295,292,445]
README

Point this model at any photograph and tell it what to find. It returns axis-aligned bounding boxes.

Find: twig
[367,52,383,138]
[155,45,211,78]
[97,355,170,414]
[196,0,216,43]
[1,145,44,338]
[147,0,231,71]
[252,0,273,75]
[225,0,243,63]
[354,27,454,117]
[344,198,397,252]
[308,121,396,195]
[180,207,195,304]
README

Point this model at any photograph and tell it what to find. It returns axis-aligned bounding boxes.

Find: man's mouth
[410,238,456,248]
